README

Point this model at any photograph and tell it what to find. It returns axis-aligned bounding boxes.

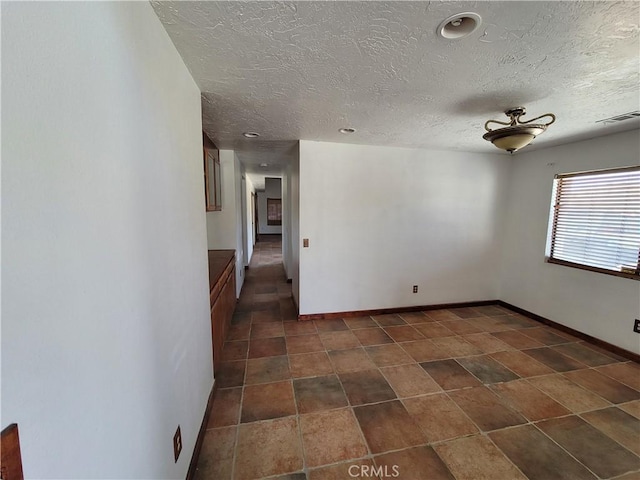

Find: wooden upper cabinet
[203,132,222,212]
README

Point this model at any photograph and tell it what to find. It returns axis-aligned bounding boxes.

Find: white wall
[242,174,255,266]
[290,146,301,307]
[233,154,245,294]
[298,141,508,315]
[245,176,255,267]
[2,2,212,478]
[257,177,283,234]
[500,130,640,354]
[282,169,292,279]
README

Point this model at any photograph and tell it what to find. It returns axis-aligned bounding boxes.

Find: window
[267,198,282,226]
[547,166,639,279]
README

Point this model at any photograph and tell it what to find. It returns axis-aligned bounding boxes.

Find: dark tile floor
[195,236,640,480]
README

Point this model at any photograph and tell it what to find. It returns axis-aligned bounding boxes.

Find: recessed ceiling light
[243,132,260,138]
[339,128,356,134]
[437,12,482,39]
[260,163,268,167]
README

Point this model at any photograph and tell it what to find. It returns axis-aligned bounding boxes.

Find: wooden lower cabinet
[208,250,236,372]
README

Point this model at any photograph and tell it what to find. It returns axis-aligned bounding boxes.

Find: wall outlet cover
[173,425,182,463]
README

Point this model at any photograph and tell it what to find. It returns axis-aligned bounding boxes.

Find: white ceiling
[152,0,640,175]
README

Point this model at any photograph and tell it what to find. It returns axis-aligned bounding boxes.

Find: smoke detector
[438,12,482,39]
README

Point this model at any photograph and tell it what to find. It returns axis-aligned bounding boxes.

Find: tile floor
[195,236,640,480]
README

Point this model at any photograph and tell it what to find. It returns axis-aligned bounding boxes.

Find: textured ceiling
[152,0,640,173]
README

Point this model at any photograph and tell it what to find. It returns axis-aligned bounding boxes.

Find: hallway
[195,238,640,480]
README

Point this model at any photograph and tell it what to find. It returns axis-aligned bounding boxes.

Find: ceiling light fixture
[438,12,482,39]
[483,107,556,154]
[243,132,260,138]
[339,128,356,134]
[260,163,268,167]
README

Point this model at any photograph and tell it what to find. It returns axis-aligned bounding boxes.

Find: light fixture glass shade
[482,107,556,154]
[492,133,535,152]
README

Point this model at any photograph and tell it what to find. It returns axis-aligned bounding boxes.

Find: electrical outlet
[412,285,418,293]
[173,425,182,463]
[634,319,640,334]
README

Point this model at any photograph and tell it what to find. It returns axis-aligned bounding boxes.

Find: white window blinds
[549,166,640,278]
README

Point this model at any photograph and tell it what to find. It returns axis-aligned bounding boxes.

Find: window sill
[546,257,640,281]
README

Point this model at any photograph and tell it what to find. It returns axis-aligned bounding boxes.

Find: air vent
[596,111,640,124]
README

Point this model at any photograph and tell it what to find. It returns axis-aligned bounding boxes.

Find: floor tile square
[401,339,448,362]
[399,311,434,324]
[403,393,478,442]
[284,321,318,336]
[227,324,251,341]
[491,379,570,421]
[425,309,459,321]
[439,319,482,335]
[285,334,324,354]
[365,344,413,367]
[489,425,597,480]
[457,355,520,384]
[344,316,378,329]
[245,355,291,385]
[620,400,640,419]
[489,350,554,377]
[380,364,441,397]
[413,323,455,338]
[216,361,246,388]
[314,319,349,332]
[339,369,397,405]
[222,340,249,361]
[431,336,483,357]
[552,342,618,367]
[252,309,282,323]
[194,426,236,480]
[467,316,514,333]
[352,327,394,346]
[435,435,526,480]
[300,408,368,467]
[308,459,376,480]
[448,307,484,319]
[597,361,640,390]
[527,374,610,413]
[491,330,545,350]
[521,327,570,346]
[372,314,406,326]
[241,381,296,422]
[235,417,303,479]
[419,359,482,390]
[537,415,640,478]
[354,400,426,453]
[320,330,361,350]
[564,369,640,404]
[250,322,285,339]
[289,352,334,378]
[293,374,348,413]
[475,305,508,316]
[248,336,287,358]
[461,333,513,353]
[383,325,425,342]
[329,347,377,373]
[448,386,527,431]
[374,445,455,480]
[582,406,640,455]
[523,347,587,372]
[208,387,242,428]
